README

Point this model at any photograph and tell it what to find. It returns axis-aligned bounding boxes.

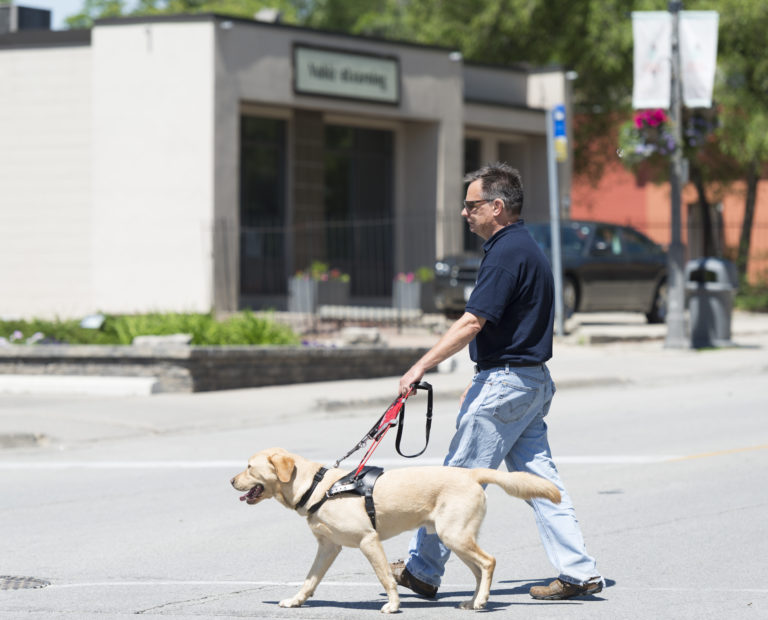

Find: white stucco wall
[0,44,92,319]
[90,20,216,314]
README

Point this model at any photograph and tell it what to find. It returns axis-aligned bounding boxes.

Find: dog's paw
[279,597,305,608]
[380,601,400,614]
[458,600,485,610]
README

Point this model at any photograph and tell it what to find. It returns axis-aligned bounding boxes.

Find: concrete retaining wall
[0,345,428,393]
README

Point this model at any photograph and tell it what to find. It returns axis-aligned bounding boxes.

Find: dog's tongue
[239,484,264,502]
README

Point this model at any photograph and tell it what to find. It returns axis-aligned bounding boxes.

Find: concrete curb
[0,374,160,396]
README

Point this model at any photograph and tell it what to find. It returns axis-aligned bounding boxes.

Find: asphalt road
[1,337,767,619]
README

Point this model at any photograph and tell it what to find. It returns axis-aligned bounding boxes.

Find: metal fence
[240,218,395,301]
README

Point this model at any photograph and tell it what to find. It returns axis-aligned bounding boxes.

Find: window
[592,225,622,255]
[623,227,662,256]
[324,125,394,298]
[463,138,482,253]
[239,116,287,296]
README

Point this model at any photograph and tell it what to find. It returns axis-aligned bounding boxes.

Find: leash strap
[395,381,432,458]
[295,467,328,510]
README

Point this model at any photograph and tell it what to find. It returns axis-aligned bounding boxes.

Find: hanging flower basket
[617,109,677,167]
[617,107,720,183]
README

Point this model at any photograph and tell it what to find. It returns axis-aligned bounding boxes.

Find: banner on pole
[632,12,671,109]
[632,10,719,110]
[680,11,719,108]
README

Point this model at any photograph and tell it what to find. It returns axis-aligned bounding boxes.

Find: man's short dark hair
[464,162,524,216]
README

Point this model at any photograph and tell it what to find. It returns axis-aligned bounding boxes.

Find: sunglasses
[462,199,490,213]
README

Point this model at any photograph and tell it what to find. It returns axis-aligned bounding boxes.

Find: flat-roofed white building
[0,11,571,319]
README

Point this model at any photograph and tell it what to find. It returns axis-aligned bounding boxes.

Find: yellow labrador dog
[231,447,560,613]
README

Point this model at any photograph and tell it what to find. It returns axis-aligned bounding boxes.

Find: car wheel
[646,280,667,324]
[563,276,577,318]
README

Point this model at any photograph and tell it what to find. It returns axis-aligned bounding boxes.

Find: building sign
[293,45,400,105]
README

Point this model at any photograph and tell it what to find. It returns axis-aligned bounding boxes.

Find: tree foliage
[713,0,768,277]
[66,0,305,29]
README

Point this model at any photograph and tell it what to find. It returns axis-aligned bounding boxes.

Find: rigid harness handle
[394,381,433,458]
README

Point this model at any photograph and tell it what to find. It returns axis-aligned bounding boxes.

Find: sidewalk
[212,310,768,414]
[1,312,766,453]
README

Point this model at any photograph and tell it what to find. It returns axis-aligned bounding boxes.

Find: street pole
[546,106,565,338]
[665,0,688,348]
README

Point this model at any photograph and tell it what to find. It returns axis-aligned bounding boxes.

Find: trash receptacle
[685,257,739,348]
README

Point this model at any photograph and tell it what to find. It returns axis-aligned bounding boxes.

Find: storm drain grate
[0,576,51,590]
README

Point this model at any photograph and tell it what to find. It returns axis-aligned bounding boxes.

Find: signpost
[547,106,565,338]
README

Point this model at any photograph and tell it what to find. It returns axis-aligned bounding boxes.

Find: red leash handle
[353,385,415,477]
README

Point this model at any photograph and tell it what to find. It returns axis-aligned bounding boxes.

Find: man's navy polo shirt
[465,220,554,366]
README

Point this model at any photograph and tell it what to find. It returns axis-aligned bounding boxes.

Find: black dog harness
[293,466,385,529]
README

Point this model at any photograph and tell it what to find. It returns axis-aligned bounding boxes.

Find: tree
[712,0,768,280]
[66,0,305,29]
[66,0,126,29]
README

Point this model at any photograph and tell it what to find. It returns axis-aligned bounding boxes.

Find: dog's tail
[470,469,561,504]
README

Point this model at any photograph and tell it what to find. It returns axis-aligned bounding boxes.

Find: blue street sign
[553,104,566,138]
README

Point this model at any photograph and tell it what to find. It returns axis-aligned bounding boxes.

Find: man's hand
[399,364,425,395]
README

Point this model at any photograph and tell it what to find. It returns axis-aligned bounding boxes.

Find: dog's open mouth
[240,484,264,504]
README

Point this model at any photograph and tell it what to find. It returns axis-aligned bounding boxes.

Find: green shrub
[0,311,300,346]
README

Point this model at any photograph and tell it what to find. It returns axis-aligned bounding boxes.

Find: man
[393,162,603,601]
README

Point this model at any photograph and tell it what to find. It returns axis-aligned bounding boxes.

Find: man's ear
[269,453,296,483]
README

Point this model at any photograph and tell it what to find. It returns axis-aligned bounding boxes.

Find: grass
[0,311,300,346]
[735,280,768,313]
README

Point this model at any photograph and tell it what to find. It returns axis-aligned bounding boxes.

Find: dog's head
[230,447,296,506]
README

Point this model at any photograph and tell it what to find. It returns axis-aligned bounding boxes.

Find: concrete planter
[288,278,350,313]
[419,280,437,313]
[393,280,421,310]
[317,279,350,306]
[287,277,316,313]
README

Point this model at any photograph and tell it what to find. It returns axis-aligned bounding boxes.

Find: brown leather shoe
[390,560,438,598]
[529,578,603,600]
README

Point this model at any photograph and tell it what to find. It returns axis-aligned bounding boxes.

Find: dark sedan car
[434,220,668,323]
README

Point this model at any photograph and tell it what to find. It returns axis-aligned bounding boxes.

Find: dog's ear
[269,453,295,483]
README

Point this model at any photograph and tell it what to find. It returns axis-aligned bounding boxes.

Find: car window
[529,223,590,254]
[592,225,622,255]
[623,227,663,256]
[562,225,590,253]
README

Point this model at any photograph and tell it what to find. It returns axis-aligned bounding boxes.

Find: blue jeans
[405,363,601,587]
